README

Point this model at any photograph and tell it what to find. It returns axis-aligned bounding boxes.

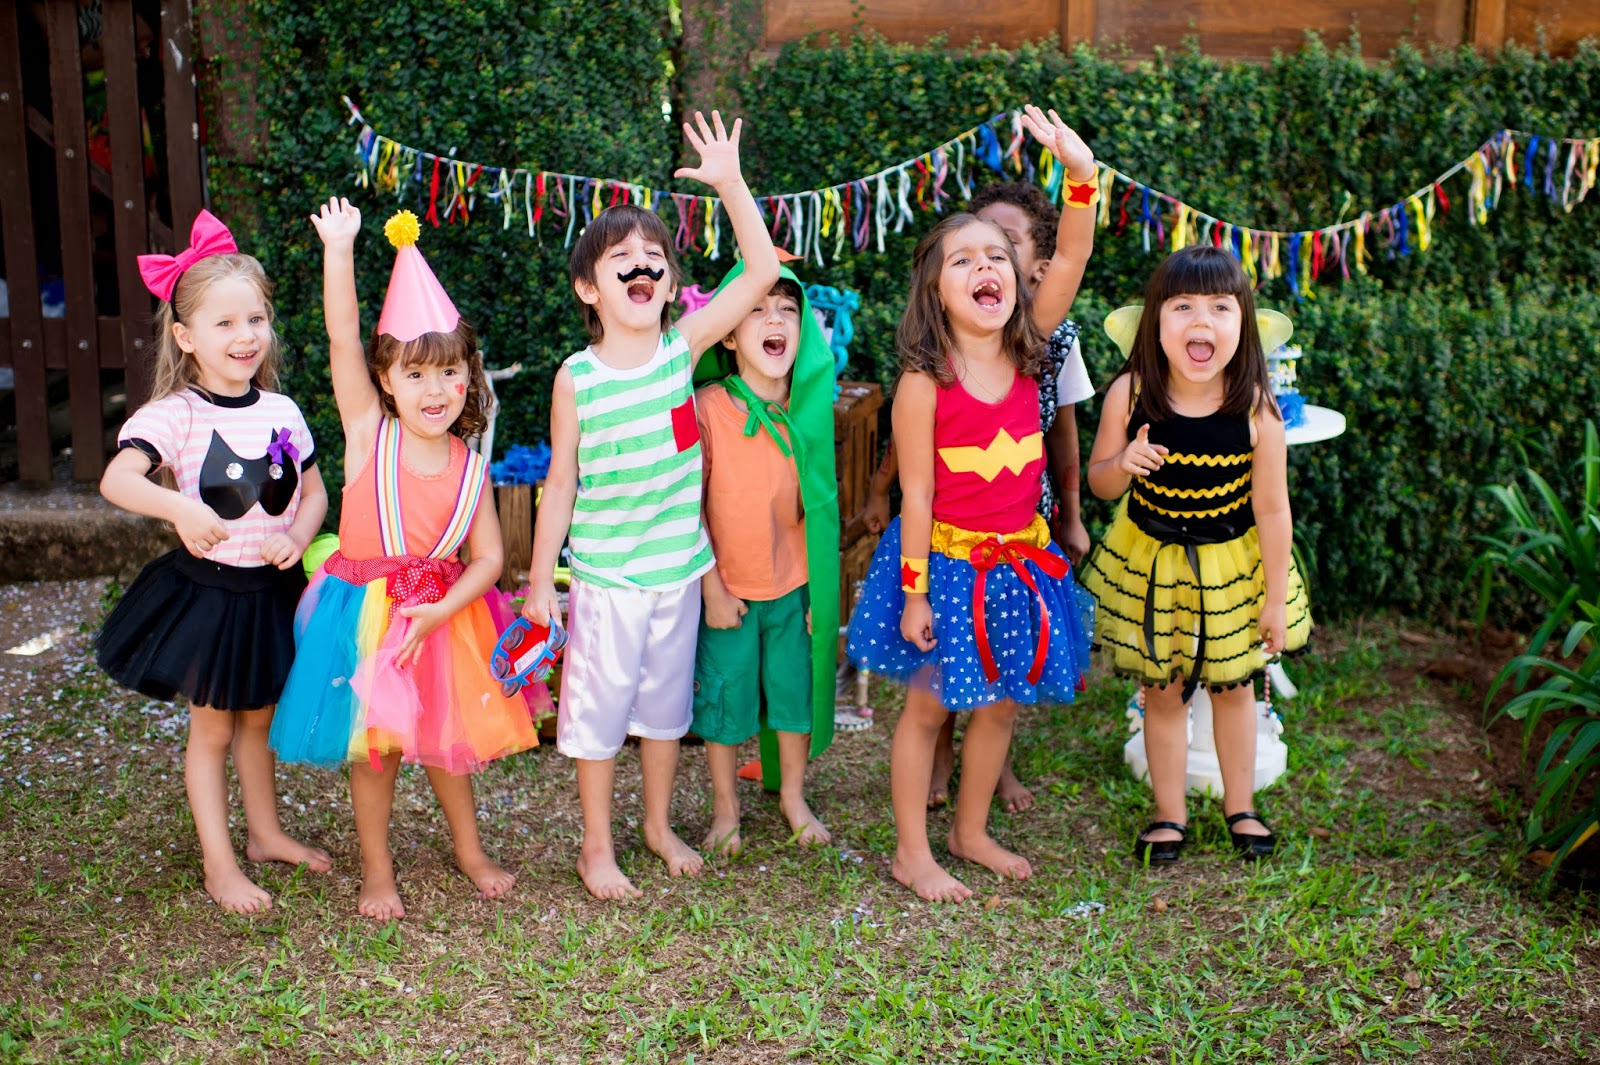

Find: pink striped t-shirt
[118,387,317,569]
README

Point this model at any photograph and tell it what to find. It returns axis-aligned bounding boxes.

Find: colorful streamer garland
[341,95,1598,292]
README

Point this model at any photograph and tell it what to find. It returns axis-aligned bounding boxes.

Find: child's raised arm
[1019,105,1096,334]
[308,198,380,446]
[674,111,780,359]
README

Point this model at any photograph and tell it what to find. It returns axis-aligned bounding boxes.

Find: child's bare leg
[234,707,331,872]
[425,767,515,899]
[996,747,1034,813]
[186,704,271,913]
[927,714,955,808]
[777,730,829,846]
[946,699,1031,880]
[640,738,703,878]
[351,752,405,919]
[1210,685,1268,834]
[1141,682,1190,841]
[575,757,641,899]
[702,742,742,856]
[891,685,972,901]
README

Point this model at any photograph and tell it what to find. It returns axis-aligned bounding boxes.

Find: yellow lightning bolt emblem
[937,429,1043,482]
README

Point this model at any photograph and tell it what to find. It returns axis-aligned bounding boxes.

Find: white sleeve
[1054,336,1095,407]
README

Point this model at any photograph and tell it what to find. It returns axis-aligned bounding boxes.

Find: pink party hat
[376,210,460,342]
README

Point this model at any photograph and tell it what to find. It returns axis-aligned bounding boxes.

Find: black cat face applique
[198,428,301,519]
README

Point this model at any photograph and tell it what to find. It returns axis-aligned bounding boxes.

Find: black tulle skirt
[95,550,307,711]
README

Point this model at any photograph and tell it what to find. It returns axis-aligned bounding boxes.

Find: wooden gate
[0,0,203,485]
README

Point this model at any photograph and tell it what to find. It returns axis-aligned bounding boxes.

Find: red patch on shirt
[670,396,700,452]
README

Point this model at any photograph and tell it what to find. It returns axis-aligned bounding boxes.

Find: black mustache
[617,266,665,284]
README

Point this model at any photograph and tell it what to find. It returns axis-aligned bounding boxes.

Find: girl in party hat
[97,209,332,914]
[271,199,545,920]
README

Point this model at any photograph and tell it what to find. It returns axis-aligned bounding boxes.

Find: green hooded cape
[694,261,839,787]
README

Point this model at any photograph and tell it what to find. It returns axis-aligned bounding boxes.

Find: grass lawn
[0,580,1595,1063]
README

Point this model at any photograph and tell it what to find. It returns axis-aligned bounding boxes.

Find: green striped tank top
[566,328,715,589]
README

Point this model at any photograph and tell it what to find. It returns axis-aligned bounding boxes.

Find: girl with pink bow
[269,199,546,921]
[96,210,333,914]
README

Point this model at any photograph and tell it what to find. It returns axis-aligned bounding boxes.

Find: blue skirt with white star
[845,517,1095,711]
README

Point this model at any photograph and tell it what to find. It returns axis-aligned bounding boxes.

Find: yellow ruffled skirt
[1079,498,1312,690]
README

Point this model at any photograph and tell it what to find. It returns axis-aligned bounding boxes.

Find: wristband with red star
[1063,175,1100,209]
[899,556,929,594]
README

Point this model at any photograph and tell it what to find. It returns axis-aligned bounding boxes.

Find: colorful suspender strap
[374,418,408,556]
[428,447,488,559]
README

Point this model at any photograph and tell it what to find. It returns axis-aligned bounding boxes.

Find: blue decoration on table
[490,442,551,485]
[805,284,860,396]
[1277,392,1305,428]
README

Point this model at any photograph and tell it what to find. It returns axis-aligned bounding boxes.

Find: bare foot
[203,862,272,914]
[702,811,742,857]
[996,766,1035,814]
[780,795,832,847]
[891,850,972,902]
[643,825,704,878]
[577,847,642,900]
[456,849,516,900]
[928,737,955,809]
[357,862,405,920]
[1225,814,1271,837]
[245,832,333,873]
[948,829,1032,881]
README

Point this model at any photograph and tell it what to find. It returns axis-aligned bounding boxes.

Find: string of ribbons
[340,95,1598,291]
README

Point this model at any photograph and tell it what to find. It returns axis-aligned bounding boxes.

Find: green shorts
[691,584,813,746]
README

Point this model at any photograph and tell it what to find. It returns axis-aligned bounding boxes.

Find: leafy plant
[1479,423,1600,876]
[1487,608,1600,876]
[1472,421,1600,678]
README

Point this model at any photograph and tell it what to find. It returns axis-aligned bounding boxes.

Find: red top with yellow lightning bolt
[932,370,1044,534]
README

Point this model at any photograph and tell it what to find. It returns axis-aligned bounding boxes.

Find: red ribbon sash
[967,539,1070,686]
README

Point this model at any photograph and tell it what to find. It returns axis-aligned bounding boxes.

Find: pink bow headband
[137,210,239,302]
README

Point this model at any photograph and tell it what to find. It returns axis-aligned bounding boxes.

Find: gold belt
[930,513,1051,560]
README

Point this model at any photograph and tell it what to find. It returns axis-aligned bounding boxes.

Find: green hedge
[726,34,1600,622]
[208,0,678,506]
[210,12,1600,621]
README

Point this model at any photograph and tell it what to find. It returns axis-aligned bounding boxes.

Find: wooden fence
[0,0,202,485]
[760,0,1600,57]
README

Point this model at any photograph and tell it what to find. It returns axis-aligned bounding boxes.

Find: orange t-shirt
[697,383,808,601]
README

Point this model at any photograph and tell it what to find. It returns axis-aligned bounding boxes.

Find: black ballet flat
[1133,821,1189,864]
[1226,811,1278,860]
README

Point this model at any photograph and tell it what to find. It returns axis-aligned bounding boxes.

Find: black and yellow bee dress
[1078,392,1312,695]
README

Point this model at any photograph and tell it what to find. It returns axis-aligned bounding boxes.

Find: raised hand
[309,196,362,248]
[674,110,745,192]
[1019,105,1095,181]
[1118,423,1169,478]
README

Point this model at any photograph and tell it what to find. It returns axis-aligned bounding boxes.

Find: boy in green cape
[690,257,839,852]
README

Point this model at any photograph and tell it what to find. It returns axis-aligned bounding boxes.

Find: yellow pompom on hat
[376,209,460,342]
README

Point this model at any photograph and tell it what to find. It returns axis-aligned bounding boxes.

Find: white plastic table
[1124,403,1346,796]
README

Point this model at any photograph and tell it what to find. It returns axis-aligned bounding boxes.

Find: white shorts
[557,576,700,760]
